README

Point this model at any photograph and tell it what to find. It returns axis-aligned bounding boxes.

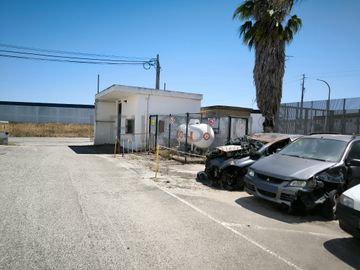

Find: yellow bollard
[114,137,118,158]
[155,144,160,178]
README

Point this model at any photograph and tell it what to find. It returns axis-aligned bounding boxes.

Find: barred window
[126,119,135,134]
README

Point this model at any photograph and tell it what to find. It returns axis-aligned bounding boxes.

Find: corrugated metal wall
[0,102,94,124]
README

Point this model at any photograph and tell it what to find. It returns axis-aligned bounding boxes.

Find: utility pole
[300,74,305,114]
[298,74,305,132]
[155,54,160,89]
[97,74,100,94]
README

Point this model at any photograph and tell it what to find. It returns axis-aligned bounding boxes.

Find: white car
[336,184,360,238]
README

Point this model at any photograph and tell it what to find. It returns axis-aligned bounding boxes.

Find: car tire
[220,169,241,191]
[321,190,339,220]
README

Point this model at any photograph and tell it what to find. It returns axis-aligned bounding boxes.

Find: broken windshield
[279,138,347,162]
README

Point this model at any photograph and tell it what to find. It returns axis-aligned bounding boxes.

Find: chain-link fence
[148,113,249,155]
[275,97,360,135]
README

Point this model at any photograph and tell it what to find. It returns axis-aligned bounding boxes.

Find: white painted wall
[250,113,264,133]
[95,93,201,147]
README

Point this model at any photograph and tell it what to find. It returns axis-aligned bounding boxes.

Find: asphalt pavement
[0,138,359,270]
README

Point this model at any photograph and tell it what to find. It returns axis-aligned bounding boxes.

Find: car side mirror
[348,159,360,167]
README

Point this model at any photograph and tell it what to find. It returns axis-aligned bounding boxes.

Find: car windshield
[279,138,347,162]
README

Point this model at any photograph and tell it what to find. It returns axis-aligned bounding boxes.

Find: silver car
[245,134,360,219]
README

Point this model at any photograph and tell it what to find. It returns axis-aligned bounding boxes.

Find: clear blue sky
[0,0,359,108]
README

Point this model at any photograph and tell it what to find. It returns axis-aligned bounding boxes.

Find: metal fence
[148,113,249,155]
[275,97,360,135]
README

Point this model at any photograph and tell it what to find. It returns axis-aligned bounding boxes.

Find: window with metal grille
[126,119,135,134]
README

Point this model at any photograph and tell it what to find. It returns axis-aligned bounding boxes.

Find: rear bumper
[244,175,315,209]
[336,203,360,238]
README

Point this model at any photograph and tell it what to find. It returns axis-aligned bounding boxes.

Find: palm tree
[233,0,302,132]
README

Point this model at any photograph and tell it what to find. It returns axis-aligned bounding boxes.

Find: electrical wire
[0,43,150,61]
[0,49,152,63]
[0,53,155,65]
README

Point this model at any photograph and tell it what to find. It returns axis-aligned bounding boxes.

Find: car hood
[251,154,336,181]
[220,156,255,170]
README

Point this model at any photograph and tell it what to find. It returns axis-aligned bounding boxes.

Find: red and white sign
[203,132,210,141]
[169,116,175,125]
[208,118,216,127]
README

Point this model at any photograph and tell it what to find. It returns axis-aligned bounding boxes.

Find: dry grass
[8,123,93,137]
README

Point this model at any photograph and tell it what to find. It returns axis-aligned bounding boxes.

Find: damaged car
[244,134,360,219]
[198,133,301,190]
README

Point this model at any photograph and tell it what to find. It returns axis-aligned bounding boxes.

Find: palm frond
[233,0,255,20]
[283,15,302,42]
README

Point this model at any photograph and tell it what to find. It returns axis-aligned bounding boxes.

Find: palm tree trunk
[254,38,285,132]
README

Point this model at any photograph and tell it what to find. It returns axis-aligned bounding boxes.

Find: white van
[336,184,360,238]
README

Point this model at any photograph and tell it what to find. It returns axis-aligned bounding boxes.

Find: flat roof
[201,105,253,111]
[96,84,203,101]
[0,100,94,109]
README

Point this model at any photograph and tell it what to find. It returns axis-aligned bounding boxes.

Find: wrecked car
[245,134,360,220]
[199,133,301,190]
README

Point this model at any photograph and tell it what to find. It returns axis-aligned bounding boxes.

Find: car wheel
[321,190,339,220]
[220,170,238,191]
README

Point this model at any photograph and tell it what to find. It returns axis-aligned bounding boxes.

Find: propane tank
[176,119,215,149]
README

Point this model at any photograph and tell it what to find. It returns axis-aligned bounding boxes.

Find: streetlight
[317,79,331,132]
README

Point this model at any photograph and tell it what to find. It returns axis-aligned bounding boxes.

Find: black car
[199,133,301,190]
[245,134,360,219]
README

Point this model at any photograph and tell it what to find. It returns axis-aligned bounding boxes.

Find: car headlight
[339,194,354,208]
[288,180,307,187]
[247,168,255,177]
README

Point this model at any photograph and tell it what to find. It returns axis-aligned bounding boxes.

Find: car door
[346,140,360,189]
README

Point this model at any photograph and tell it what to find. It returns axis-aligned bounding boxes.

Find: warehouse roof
[96,84,203,101]
[0,100,94,109]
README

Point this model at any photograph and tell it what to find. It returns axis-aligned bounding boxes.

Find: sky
[0,0,360,108]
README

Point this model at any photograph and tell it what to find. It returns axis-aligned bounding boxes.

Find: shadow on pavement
[68,144,116,155]
[324,237,360,269]
[235,196,328,224]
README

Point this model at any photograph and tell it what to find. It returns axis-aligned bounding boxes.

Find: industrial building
[94,84,202,148]
[0,101,94,124]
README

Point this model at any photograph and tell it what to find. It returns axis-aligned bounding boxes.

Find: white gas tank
[176,119,215,149]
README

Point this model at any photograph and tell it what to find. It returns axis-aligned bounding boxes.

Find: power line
[0,43,150,61]
[0,49,152,63]
[0,53,153,65]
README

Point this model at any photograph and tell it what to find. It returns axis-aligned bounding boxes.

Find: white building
[94,84,202,148]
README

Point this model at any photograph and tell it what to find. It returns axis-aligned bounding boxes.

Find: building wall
[201,107,251,118]
[250,113,264,133]
[0,102,94,124]
[94,94,201,146]
[94,101,116,145]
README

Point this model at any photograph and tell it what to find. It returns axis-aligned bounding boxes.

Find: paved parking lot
[0,138,359,269]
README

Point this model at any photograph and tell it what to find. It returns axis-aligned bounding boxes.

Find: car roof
[304,134,359,142]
